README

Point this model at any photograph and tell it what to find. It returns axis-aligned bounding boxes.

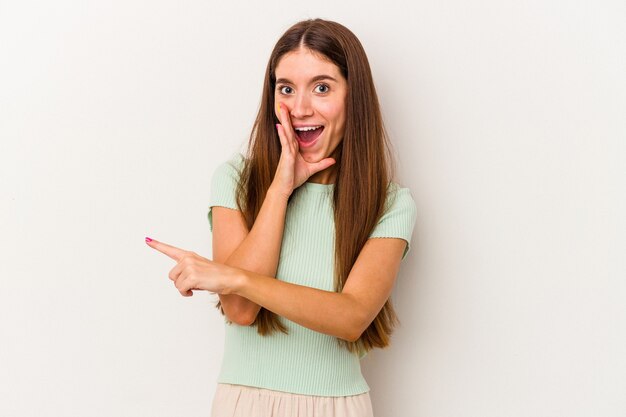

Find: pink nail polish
[145,237,152,242]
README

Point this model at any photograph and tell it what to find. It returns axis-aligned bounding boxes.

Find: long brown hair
[216,18,399,354]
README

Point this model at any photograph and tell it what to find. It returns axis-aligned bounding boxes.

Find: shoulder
[208,153,246,228]
[213,152,245,178]
[209,152,246,202]
[381,182,417,218]
[211,152,247,188]
[369,182,418,259]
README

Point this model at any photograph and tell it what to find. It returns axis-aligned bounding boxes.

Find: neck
[307,166,336,184]
[307,146,342,184]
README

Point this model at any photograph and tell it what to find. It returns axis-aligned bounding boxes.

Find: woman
[146,18,417,417]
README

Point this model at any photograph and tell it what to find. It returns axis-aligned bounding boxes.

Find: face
[274,47,348,164]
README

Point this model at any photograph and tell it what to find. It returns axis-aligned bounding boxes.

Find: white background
[1,1,624,416]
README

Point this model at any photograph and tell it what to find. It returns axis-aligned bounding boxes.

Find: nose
[289,93,314,119]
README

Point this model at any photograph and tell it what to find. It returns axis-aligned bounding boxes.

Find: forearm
[218,187,289,322]
[223,186,288,275]
[230,269,367,342]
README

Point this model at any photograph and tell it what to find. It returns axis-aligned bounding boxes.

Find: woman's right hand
[270,102,336,199]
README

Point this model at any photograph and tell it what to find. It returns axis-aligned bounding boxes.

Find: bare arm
[211,188,289,325]
[228,237,407,341]
[148,235,407,341]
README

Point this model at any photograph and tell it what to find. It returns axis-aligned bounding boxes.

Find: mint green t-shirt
[207,153,417,396]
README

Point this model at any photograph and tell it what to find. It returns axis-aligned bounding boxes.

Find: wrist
[267,184,292,202]
[226,268,249,296]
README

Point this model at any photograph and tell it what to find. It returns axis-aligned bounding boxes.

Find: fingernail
[276,103,281,114]
[145,237,152,243]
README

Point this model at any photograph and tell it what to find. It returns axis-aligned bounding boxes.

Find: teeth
[294,125,322,132]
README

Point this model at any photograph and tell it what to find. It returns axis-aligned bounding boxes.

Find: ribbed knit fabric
[207,153,417,397]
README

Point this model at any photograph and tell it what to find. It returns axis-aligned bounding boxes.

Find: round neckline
[301,181,335,193]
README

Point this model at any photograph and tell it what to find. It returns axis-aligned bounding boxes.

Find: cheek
[320,102,346,127]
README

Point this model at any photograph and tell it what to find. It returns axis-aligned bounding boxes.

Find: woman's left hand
[145,237,239,297]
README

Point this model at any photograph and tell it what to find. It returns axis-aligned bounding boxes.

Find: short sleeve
[207,153,244,232]
[368,184,417,260]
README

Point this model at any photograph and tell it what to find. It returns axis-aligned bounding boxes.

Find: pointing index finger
[145,237,187,262]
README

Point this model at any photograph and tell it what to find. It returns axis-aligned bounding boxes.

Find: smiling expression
[274,47,348,171]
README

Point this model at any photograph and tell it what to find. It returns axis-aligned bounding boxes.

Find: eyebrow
[275,75,338,84]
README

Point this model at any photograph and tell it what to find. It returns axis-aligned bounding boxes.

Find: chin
[301,151,324,163]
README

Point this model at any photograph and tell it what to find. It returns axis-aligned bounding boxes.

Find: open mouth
[294,125,324,146]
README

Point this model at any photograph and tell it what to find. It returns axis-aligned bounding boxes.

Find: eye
[314,84,330,94]
[277,85,293,95]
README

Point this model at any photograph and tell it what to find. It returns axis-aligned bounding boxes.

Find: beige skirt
[211,383,374,417]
